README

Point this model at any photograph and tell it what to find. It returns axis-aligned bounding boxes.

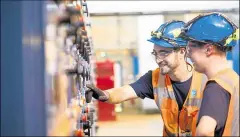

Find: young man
[86,20,207,136]
[179,12,239,136]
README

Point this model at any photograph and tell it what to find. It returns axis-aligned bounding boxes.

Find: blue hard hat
[179,12,239,47]
[147,20,188,48]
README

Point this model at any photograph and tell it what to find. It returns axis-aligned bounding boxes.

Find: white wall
[90,16,138,50]
[137,15,164,110]
[87,1,239,13]
[137,15,163,75]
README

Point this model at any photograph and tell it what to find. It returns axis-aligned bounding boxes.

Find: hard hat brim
[147,38,175,48]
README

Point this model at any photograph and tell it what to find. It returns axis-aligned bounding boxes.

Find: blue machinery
[1,1,47,136]
[228,41,239,74]
[1,0,97,136]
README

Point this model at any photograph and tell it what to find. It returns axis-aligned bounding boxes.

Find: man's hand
[85,84,109,103]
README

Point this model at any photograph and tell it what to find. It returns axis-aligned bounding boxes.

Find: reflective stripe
[154,87,176,116]
[200,74,208,92]
[185,98,202,107]
[154,87,176,100]
[180,131,192,136]
[153,88,160,108]
[197,75,206,117]
[164,127,177,136]
[231,86,239,136]
[167,90,176,100]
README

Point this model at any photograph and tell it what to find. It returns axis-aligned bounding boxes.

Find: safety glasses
[150,49,179,62]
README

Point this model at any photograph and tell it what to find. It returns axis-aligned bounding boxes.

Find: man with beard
[178,12,239,136]
[86,20,207,136]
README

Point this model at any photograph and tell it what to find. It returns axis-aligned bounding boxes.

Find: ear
[204,44,214,56]
[179,48,186,59]
[180,48,186,54]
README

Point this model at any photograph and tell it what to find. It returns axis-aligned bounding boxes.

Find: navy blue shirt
[197,81,230,136]
[130,71,154,99]
[129,70,191,110]
[170,77,192,110]
[130,71,229,136]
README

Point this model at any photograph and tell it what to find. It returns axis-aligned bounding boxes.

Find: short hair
[215,45,233,52]
[203,40,233,53]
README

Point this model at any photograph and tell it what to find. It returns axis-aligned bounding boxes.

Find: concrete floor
[96,112,164,136]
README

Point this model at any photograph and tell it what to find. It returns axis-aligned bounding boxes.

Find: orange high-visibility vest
[152,68,207,136]
[207,68,239,136]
